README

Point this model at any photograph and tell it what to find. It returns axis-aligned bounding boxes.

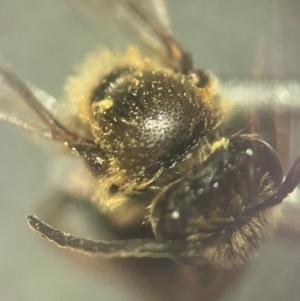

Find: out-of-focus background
[0,1,300,300]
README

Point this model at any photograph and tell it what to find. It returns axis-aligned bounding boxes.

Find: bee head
[27,137,299,268]
[150,137,284,242]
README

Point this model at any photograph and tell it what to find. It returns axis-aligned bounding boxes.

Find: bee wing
[0,68,52,138]
[76,0,193,73]
[0,61,94,147]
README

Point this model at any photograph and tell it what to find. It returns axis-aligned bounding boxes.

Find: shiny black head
[150,136,284,241]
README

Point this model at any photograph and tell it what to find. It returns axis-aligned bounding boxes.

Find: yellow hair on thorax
[64,46,162,125]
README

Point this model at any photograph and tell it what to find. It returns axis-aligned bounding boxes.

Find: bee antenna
[245,157,300,215]
[27,215,193,258]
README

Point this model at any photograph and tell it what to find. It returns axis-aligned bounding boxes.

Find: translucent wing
[0,64,55,138]
[75,0,193,73]
[0,60,94,147]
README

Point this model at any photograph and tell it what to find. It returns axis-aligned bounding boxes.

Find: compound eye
[158,209,186,240]
[237,138,284,188]
[153,207,187,240]
[150,181,190,240]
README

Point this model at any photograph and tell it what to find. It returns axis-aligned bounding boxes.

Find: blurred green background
[0,1,300,301]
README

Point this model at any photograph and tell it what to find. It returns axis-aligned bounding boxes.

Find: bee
[0,0,299,272]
